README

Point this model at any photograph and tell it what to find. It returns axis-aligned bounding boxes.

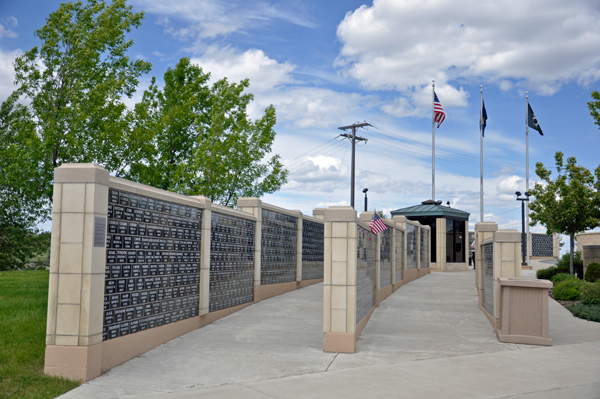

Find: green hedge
[585,263,600,282]
[537,251,583,280]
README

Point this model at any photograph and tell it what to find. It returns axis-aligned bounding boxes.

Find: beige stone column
[199,205,212,316]
[323,207,358,353]
[490,230,521,327]
[392,215,407,284]
[359,211,378,290]
[390,221,397,285]
[236,198,263,302]
[553,233,560,259]
[312,208,326,221]
[296,212,303,282]
[45,164,110,382]
[475,222,498,294]
[435,218,446,272]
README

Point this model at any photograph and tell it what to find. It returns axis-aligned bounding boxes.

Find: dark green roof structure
[391,200,470,220]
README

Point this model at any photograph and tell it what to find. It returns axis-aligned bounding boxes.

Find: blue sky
[2,0,600,246]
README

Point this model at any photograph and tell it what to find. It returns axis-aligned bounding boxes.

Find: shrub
[553,279,584,301]
[538,251,584,280]
[551,273,575,284]
[555,251,584,279]
[566,304,600,323]
[581,282,600,305]
[585,262,600,282]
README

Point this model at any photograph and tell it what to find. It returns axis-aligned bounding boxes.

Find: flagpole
[480,85,484,223]
[526,92,530,268]
[432,80,436,201]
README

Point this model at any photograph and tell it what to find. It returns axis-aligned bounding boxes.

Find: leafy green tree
[528,152,600,275]
[3,0,151,209]
[588,91,600,129]
[0,96,50,270]
[127,58,287,206]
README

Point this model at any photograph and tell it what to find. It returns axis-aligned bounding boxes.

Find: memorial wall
[45,164,325,382]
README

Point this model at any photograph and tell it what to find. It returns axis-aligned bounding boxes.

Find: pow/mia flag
[528,103,543,136]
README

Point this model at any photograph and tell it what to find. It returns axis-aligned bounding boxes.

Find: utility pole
[338,122,370,209]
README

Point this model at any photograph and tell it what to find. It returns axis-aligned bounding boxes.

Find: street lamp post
[515,191,531,266]
[363,188,368,212]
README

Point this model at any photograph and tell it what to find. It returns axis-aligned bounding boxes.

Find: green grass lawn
[0,270,80,399]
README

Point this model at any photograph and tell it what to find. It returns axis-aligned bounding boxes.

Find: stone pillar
[582,245,600,277]
[359,211,379,292]
[474,222,498,298]
[553,233,560,259]
[236,198,263,302]
[490,230,522,327]
[421,225,431,276]
[45,164,109,382]
[390,222,397,287]
[296,213,303,282]
[312,208,326,221]
[392,216,406,288]
[198,204,212,316]
[435,218,446,272]
[323,207,359,353]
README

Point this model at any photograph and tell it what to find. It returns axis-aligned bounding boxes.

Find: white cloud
[191,46,296,93]
[0,48,20,101]
[336,0,600,113]
[133,0,315,42]
[0,22,18,40]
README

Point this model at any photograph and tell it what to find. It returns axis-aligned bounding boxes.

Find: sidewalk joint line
[326,353,339,371]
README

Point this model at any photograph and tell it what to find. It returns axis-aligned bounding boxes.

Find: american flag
[434,91,445,128]
[370,212,388,235]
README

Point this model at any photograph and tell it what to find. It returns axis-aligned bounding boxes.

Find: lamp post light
[515,191,531,267]
[363,188,368,212]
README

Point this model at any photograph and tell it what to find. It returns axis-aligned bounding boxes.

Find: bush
[566,303,600,323]
[555,251,584,279]
[537,264,570,280]
[538,251,584,280]
[585,262,600,282]
[551,273,575,284]
[553,278,584,301]
[581,282,600,305]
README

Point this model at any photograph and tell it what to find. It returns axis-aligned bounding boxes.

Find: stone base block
[44,343,102,382]
[254,278,323,303]
[376,284,393,306]
[323,305,375,354]
[404,269,419,284]
[392,280,404,292]
[496,331,552,346]
[418,268,431,277]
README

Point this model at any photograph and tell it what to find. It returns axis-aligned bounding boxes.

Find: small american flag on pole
[434,91,445,128]
[370,212,388,235]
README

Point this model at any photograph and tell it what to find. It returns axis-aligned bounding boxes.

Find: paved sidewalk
[59,269,600,399]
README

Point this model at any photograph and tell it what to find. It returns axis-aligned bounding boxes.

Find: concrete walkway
[59,265,600,399]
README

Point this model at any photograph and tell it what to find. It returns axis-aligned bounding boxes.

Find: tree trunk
[570,232,575,276]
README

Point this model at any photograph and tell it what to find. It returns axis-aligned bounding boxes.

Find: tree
[127,58,288,207]
[3,0,151,211]
[588,91,600,129]
[0,95,51,270]
[528,152,600,275]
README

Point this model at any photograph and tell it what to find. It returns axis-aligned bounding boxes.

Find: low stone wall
[323,208,430,353]
[45,164,324,382]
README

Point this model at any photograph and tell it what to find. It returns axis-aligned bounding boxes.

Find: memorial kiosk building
[391,200,470,272]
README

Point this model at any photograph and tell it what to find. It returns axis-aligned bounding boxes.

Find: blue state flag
[480,99,488,137]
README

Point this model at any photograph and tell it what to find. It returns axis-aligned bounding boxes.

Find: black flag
[528,103,543,136]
